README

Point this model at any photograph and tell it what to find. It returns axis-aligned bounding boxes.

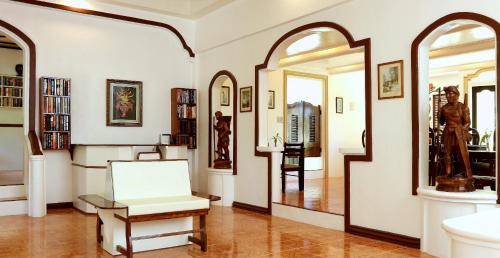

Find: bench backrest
[105,159,191,201]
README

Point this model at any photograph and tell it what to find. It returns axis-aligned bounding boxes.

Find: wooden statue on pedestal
[213,111,232,169]
[436,86,475,192]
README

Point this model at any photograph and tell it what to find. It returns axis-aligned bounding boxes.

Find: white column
[28,155,46,217]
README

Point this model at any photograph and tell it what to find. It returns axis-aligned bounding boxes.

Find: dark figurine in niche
[436,86,475,192]
[15,64,23,77]
[213,111,232,169]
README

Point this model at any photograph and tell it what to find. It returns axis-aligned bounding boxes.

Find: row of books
[43,114,70,131]
[175,88,196,104]
[0,97,22,107]
[42,132,70,150]
[43,96,70,114]
[41,77,70,96]
[1,87,22,97]
[1,76,22,87]
[175,135,196,149]
[177,104,196,118]
[178,120,196,135]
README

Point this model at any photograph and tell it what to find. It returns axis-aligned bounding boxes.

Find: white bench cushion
[120,196,209,216]
[106,160,192,201]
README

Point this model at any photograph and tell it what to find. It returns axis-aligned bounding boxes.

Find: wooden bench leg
[125,220,133,258]
[200,215,207,252]
[96,215,103,243]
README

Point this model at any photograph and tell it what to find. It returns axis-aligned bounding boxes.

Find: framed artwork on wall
[220,86,230,106]
[240,86,252,112]
[378,60,404,100]
[106,79,143,127]
[268,90,275,109]
[336,97,343,114]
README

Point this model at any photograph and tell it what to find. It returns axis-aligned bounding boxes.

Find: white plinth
[207,168,234,206]
[256,146,283,203]
[443,208,500,258]
[99,209,191,255]
[418,187,497,258]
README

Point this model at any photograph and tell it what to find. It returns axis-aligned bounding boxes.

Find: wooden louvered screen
[286,101,321,157]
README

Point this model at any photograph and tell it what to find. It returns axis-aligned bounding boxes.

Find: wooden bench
[79,159,217,258]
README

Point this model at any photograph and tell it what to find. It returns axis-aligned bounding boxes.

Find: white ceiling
[93,0,234,19]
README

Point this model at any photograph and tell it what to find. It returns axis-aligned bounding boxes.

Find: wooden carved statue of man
[214,111,232,168]
[437,85,475,192]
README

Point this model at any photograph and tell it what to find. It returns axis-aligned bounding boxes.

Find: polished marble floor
[0,206,434,257]
[0,170,23,186]
[281,177,344,215]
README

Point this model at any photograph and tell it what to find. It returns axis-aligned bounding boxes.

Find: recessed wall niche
[208,71,238,175]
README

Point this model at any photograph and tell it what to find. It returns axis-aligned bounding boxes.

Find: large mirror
[265,27,367,215]
[427,23,496,191]
[208,71,237,175]
[0,31,25,186]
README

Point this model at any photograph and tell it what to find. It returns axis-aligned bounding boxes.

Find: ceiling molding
[430,60,495,76]
[279,44,363,67]
[430,38,495,58]
[327,63,364,74]
[444,24,481,35]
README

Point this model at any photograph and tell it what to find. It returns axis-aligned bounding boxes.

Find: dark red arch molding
[208,70,238,175]
[11,0,195,57]
[0,19,42,155]
[411,12,500,204]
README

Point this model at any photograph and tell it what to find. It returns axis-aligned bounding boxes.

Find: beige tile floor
[0,206,434,257]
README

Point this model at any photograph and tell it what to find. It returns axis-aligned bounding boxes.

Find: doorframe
[283,70,329,177]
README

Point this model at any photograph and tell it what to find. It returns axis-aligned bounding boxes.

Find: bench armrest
[78,194,128,210]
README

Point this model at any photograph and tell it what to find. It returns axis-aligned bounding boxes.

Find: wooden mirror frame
[411,12,500,203]
[208,70,238,175]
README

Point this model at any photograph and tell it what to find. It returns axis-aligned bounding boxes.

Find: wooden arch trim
[0,19,42,155]
[208,70,238,175]
[11,0,195,57]
[411,12,500,203]
[254,21,376,239]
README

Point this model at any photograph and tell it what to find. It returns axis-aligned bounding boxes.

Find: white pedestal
[418,187,497,258]
[256,146,283,203]
[99,209,191,255]
[207,168,234,206]
[443,208,500,258]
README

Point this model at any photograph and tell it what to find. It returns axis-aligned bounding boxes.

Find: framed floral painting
[106,79,142,127]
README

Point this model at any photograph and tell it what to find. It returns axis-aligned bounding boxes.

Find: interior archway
[411,12,500,202]
[208,70,238,175]
[254,21,372,232]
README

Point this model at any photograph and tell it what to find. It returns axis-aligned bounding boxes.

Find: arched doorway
[253,21,372,231]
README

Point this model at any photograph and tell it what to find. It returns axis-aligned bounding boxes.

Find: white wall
[328,70,365,177]
[0,1,195,203]
[195,0,500,238]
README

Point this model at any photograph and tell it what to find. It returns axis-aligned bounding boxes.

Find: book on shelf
[40,77,71,150]
[171,88,197,149]
[0,75,23,108]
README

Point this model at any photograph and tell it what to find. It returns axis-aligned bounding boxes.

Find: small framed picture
[240,86,252,112]
[336,97,343,114]
[378,60,404,100]
[220,86,230,106]
[268,90,275,109]
[106,79,143,127]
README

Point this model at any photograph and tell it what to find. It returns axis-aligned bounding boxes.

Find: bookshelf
[40,77,71,150]
[0,75,23,108]
[171,88,197,149]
